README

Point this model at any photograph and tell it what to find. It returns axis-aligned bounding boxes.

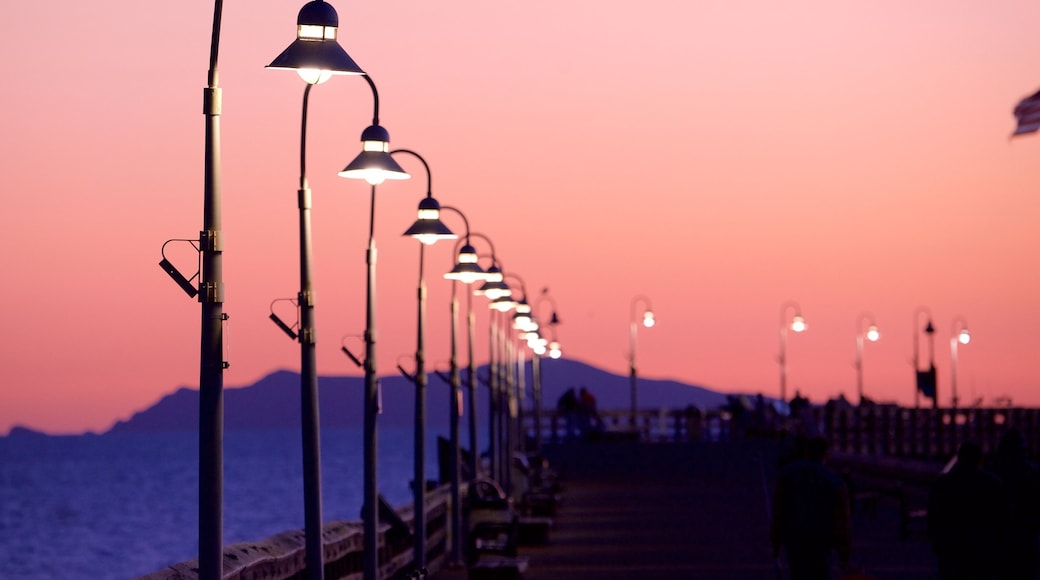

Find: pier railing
[138,484,451,580]
[531,404,1040,462]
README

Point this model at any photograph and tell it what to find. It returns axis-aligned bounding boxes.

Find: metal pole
[448,281,463,565]
[779,323,788,405]
[199,2,226,577]
[629,318,638,429]
[856,333,864,405]
[363,185,380,580]
[297,83,324,580]
[950,336,959,410]
[467,290,479,479]
[532,353,542,455]
[503,332,514,494]
[488,310,497,481]
[414,244,428,569]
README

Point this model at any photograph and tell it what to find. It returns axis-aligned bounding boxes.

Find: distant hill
[96,358,729,435]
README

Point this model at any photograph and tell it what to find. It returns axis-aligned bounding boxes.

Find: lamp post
[498,272,531,491]
[778,301,807,405]
[855,313,880,405]
[396,150,457,570]
[481,272,516,483]
[266,4,365,578]
[532,288,560,455]
[629,295,655,430]
[337,80,411,580]
[441,219,492,566]
[950,317,971,410]
[913,306,937,409]
[469,255,506,477]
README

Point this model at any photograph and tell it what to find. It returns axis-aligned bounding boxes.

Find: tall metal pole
[487,309,498,481]
[448,280,463,565]
[778,301,804,405]
[466,290,479,479]
[629,317,638,429]
[363,184,380,580]
[624,295,648,432]
[297,83,325,580]
[779,325,788,404]
[855,332,865,404]
[532,353,542,455]
[503,328,514,494]
[199,2,226,578]
[413,244,428,569]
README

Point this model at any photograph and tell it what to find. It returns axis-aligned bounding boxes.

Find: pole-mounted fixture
[267,0,365,84]
[159,239,202,299]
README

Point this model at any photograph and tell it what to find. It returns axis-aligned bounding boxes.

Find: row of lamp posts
[780,301,971,410]
[159,1,568,578]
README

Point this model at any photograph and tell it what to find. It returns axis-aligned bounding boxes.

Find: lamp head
[642,311,655,328]
[444,243,488,284]
[482,263,504,283]
[338,125,411,185]
[958,328,971,345]
[790,315,807,333]
[476,278,511,300]
[489,295,517,312]
[267,0,364,84]
[866,325,880,342]
[403,197,456,245]
[548,341,562,359]
[512,310,533,330]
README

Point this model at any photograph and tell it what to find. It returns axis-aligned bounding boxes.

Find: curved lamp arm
[390,148,432,197]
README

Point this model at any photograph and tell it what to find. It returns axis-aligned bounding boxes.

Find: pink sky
[3,1,1040,434]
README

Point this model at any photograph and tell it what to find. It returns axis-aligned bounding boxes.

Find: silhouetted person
[577,387,601,437]
[987,429,1040,580]
[928,441,1008,580]
[556,388,578,440]
[771,435,852,580]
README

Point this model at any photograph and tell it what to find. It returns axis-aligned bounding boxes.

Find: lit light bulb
[791,316,807,333]
[866,326,880,342]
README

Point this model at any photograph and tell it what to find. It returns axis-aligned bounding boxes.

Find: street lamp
[629,295,655,430]
[950,317,971,410]
[855,313,880,405]
[532,288,561,455]
[336,77,411,580]
[460,247,503,478]
[265,4,365,578]
[438,212,491,567]
[396,149,456,571]
[778,301,806,405]
[913,306,937,409]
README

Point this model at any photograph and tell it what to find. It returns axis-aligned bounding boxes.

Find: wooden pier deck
[434,438,940,579]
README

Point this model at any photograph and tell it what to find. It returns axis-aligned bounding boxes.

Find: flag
[1012,88,1040,137]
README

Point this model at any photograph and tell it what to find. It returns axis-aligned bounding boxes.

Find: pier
[140,404,1040,579]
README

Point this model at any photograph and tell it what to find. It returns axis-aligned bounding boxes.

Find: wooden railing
[137,484,452,580]
[530,404,1040,462]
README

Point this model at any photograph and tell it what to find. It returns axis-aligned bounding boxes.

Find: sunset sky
[3,1,1040,435]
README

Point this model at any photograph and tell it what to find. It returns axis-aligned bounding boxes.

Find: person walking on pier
[927,440,1008,580]
[771,435,852,580]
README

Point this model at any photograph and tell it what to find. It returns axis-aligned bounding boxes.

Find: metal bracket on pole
[160,238,202,299]
[269,298,300,341]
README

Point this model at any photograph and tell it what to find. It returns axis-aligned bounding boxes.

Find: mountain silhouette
[100,358,730,435]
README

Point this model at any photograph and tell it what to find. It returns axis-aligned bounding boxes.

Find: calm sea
[0,427,449,579]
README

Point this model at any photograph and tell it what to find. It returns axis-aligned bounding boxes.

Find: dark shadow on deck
[435,438,940,579]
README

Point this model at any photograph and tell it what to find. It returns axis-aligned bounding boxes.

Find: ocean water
[0,427,448,580]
